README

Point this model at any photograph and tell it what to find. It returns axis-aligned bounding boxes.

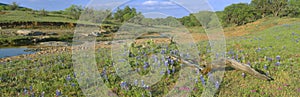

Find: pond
[0,47,36,58]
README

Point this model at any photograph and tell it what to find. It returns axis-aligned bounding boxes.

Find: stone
[16,30,32,36]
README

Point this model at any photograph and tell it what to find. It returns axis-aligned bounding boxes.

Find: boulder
[89,31,102,37]
[16,30,32,36]
[28,31,45,36]
[47,32,58,35]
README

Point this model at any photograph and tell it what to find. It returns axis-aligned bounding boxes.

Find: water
[0,47,35,58]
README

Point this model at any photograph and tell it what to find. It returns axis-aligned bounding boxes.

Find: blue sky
[0,0,251,18]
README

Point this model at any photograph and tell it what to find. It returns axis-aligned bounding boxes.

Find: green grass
[0,21,299,96]
[0,11,75,23]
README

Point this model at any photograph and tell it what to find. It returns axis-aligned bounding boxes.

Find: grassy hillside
[0,11,75,23]
[0,19,299,96]
[216,23,300,96]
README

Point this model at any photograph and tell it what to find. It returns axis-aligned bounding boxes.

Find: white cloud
[142,0,175,6]
[142,0,159,6]
[161,1,175,5]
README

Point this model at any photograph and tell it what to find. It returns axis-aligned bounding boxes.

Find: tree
[40,9,48,16]
[0,6,4,11]
[194,11,213,28]
[9,2,19,10]
[286,0,300,17]
[223,3,256,26]
[64,5,83,19]
[250,0,271,18]
[269,0,289,17]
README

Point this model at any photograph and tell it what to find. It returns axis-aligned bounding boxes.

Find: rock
[47,32,58,35]
[16,30,32,36]
[89,31,102,37]
[28,31,45,36]
[16,30,45,36]
[104,41,112,45]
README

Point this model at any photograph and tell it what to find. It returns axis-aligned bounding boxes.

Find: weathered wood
[170,55,273,81]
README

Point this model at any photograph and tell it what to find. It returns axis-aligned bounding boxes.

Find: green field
[0,20,299,97]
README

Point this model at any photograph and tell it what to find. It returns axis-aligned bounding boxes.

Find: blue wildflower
[164,61,169,67]
[24,88,28,95]
[161,49,165,54]
[66,75,71,81]
[141,80,144,87]
[242,73,246,78]
[170,60,174,65]
[276,55,281,61]
[172,67,175,73]
[134,79,138,86]
[71,83,76,87]
[56,89,61,96]
[264,64,268,70]
[215,81,220,89]
[200,75,205,85]
[167,69,171,75]
[30,85,33,91]
[275,62,280,66]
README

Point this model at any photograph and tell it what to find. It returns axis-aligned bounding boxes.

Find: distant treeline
[1,0,300,28]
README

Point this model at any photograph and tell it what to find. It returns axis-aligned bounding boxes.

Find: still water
[0,47,35,58]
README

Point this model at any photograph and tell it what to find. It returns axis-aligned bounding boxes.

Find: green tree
[0,6,4,11]
[64,5,83,19]
[40,9,48,16]
[250,0,271,18]
[269,0,289,17]
[286,0,300,17]
[194,11,213,28]
[9,2,19,10]
[223,3,256,26]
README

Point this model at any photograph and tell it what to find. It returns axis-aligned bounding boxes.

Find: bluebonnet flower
[161,49,166,54]
[143,65,148,70]
[141,80,144,87]
[134,79,138,86]
[66,75,71,81]
[164,61,169,67]
[195,78,198,83]
[71,83,76,87]
[264,64,268,70]
[56,89,61,96]
[267,58,273,62]
[242,73,246,78]
[143,62,149,69]
[170,60,174,65]
[172,67,175,73]
[215,81,220,89]
[24,88,28,95]
[200,75,205,85]
[160,70,165,75]
[276,55,281,61]
[256,48,261,52]
[120,81,127,89]
[247,62,251,67]
[275,62,280,66]
[30,85,33,91]
[167,69,171,75]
